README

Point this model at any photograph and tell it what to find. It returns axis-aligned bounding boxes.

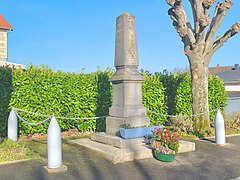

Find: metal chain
[14,109,53,126]
[55,115,106,120]
[14,107,106,122]
[14,108,49,117]
[147,108,218,118]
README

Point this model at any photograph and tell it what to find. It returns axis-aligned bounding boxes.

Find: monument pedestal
[106,116,150,135]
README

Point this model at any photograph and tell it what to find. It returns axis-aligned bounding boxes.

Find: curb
[185,133,240,140]
[0,157,41,166]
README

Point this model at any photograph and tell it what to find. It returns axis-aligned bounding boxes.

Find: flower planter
[154,150,175,162]
[120,125,163,139]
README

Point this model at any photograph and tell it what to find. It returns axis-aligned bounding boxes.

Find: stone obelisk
[106,12,150,135]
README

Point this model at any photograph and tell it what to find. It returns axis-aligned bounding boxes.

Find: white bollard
[8,109,18,141]
[47,116,62,168]
[214,110,226,145]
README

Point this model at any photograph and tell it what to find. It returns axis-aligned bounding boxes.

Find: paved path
[0,136,240,180]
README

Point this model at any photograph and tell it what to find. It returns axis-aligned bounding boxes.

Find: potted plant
[119,122,163,139]
[151,128,180,162]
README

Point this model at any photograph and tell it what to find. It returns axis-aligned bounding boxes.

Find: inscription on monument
[115,17,123,65]
[127,18,136,61]
[0,31,7,60]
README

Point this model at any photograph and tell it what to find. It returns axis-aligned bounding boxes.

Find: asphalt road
[0,136,240,180]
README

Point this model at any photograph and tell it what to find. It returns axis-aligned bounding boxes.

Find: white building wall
[0,30,8,61]
[225,85,240,92]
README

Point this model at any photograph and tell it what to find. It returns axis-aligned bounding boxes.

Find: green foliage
[142,73,168,125]
[174,74,227,123]
[95,68,113,131]
[0,139,39,162]
[0,64,114,135]
[0,65,227,136]
[1,65,169,136]
[208,75,227,122]
[175,75,192,116]
[168,141,180,153]
[157,69,187,116]
[0,67,13,137]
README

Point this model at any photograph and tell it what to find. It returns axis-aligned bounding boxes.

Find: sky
[0,0,240,73]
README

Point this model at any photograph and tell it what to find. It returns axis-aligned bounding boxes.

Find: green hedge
[174,74,227,122]
[0,67,13,137]
[0,65,227,136]
[0,65,168,135]
[208,75,227,121]
[142,73,168,125]
[157,70,187,116]
[0,65,114,135]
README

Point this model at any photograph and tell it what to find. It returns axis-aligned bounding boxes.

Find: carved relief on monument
[127,18,136,62]
[115,17,123,64]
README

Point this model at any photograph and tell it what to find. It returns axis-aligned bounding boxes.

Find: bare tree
[165,0,240,134]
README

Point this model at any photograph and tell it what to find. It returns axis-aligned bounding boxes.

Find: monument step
[68,137,195,164]
[179,140,196,153]
[91,132,145,148]
[68,138,152,164]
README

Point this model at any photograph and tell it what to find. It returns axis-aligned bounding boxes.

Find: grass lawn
[0,135,90,164]
[0,139,40,163]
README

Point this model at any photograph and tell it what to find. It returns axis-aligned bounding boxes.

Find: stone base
[68,138,151,164]
[44,165,67,173]
[106,116,150,135]
[68,133,195,164]
[91,132,145,148]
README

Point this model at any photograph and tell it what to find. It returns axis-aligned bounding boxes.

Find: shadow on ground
[0,136,240,180]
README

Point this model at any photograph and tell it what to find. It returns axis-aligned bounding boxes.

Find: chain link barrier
[13,107,219,126]
[147,108,218,118]
[13,107,106,126]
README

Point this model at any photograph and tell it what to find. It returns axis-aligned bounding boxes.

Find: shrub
[1,65,168,135]
[208,75,227,122]
[0,66,13,137]
[142,73,168,125]
[0,64,114,135]
[1,65,226,136]
[174,74,227,123]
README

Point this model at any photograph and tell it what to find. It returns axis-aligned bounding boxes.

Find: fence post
[45,116,67,173]
[214,110,226,145]
[8,108,18,142]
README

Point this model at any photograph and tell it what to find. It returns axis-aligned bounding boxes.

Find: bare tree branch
[205,0,233,47]
[188,0,197,30]
[192,0,216,51]
[194,0,203,34]
[202,0,216,10]
[212,22,240,53]
[199,0,216,32]
[166,0,196,47]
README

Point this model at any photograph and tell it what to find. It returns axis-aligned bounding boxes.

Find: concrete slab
[68,137,195,164]
[43,165,67,173]
[178,140,196,153]
[68,138,152,164]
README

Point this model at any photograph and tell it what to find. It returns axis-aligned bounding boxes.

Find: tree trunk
[188,56,211,134]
